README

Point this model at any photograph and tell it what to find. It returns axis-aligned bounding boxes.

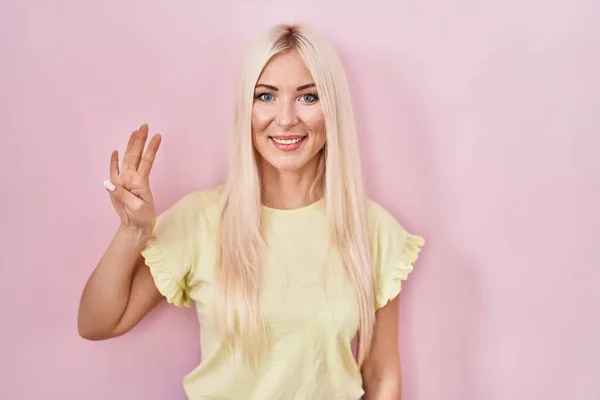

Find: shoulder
[159,184,224,220]
[365,198,425,250]
[366,200,399,231]
[365,200,419,243]
[151,184,225,243]
[365,199,426,308]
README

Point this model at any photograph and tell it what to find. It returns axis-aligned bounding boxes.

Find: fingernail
[104,180,116,192]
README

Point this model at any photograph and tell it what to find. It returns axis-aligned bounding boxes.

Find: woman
[78,23,425,400]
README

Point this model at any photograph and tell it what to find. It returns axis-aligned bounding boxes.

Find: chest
[260,220,359,339]
[191,219,360,340]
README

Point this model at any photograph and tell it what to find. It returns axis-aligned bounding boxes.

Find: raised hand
[103,123,162,236]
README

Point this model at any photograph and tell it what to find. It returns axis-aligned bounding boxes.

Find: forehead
[257,50,314,86]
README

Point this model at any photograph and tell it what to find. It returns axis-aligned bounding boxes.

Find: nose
[274,99,298,129]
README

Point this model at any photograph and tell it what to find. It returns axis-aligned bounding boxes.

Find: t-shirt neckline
[262,197,325,214]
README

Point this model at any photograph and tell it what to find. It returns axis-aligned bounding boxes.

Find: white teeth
[272,137,303,145]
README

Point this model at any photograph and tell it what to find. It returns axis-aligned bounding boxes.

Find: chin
[264,155,310,173]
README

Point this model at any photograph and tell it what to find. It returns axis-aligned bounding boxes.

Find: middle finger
[123,124,149,171]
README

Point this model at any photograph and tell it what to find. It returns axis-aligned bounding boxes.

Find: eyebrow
[254,83,316,91]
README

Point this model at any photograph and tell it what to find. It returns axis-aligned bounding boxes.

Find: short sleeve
[369,202,425,310]
[141,193,201,307]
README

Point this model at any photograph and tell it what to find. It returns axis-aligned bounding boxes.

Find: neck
[259,158,322,210]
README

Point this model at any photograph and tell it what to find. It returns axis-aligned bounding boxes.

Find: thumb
[103,180,138,206]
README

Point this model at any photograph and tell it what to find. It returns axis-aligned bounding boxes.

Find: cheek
[300,108,326,137]
[252,106,273,134]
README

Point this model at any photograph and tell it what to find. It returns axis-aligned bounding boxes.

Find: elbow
[78,323,110,341]
[77,316,120,341]
[78,328,108,341]
[362,366,402,398]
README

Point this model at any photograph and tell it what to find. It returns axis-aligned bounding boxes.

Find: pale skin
[252,50,403,398]
[77,49,402,398]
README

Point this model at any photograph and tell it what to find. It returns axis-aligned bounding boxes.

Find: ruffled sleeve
[368,202,425,310]
[141,193,201,308]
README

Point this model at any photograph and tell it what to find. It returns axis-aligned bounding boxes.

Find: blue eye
[300,93,318,103]
[257,93,274,101]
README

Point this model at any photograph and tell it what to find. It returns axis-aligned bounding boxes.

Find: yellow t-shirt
[141,185,424,400]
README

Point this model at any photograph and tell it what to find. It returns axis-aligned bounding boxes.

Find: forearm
[77,226,149,338]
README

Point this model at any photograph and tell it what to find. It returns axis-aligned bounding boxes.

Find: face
[251,49,326,174]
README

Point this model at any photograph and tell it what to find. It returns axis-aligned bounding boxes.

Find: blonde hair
[214,23,375,367]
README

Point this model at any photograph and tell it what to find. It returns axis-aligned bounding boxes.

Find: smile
[271,137,303,145]
[269,135,307,151]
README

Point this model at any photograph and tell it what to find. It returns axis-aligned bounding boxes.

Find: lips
[269,135,307,151]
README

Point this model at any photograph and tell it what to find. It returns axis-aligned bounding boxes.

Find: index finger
[110,150,119,181]
[137,133,162,179]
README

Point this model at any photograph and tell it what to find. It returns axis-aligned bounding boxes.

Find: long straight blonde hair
[214,23,375,367]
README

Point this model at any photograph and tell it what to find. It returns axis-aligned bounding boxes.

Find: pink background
[1,1,598,399]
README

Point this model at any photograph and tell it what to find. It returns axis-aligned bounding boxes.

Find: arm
[78,124,165,340]
[77,227,163,340]
[361,296,403,400]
